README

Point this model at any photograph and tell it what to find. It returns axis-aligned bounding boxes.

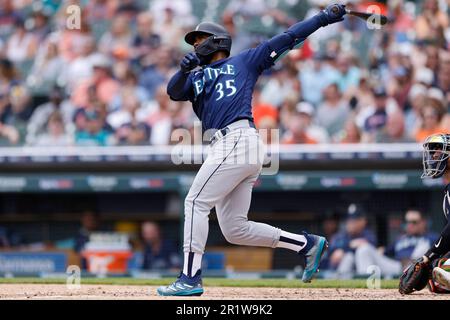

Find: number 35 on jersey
[193,64,237,101]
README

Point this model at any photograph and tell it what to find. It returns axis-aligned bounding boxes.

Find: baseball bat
[346,9,388,25]
[331,6,388,26]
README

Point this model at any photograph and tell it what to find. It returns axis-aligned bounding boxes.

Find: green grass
[0,277,399,289]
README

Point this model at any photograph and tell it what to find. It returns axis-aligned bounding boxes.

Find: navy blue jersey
[185,43,274,132]
[328,229,377,254]
[168,14,327,132]
[386,233,439,261]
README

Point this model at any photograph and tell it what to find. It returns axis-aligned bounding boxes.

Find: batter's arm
[241,4,346,72]
[267,4,346,62]
[167,70,194,101]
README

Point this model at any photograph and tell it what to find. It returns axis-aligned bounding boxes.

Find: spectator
[131,12,161,63]
[0,0,22,41]
[334,54,360,93]
[328,204,377,279]
[282,102,329,144]
[424,46,440,78]
[115,119,150,146]
[0,58,19,97]
[33,111,73,146]
[85,0,118,24]
[64,36,97,91]
[437,51,450,107]
[252,85,278,129]
[109,67,149,113]
[414,99,447,142]
[279,93,300,134]
[359,87,399,143]
[141,221,180,270]
[98,14,133,57]
[389,65,413,110]
[150,0,194,28]
[222,12,254,56]
[153,7,184,46]
[27,35,65,94]
[74,210,101,270]
[299,54,339,106]
[333,117,361,144]
[258,116,279,145]
[319,211,341,272]
[146,85,175,145]
[30,8,52,43]
[384,209,439,269]
[6,18,37,64]
[344,73,375,113]
[71,54,120,108]
[389,0,414,40]
[109,92,151,145]
[139,45,173,99]
[316,83,350,137]
[26,86,75,145]
[405,84,428,137]
[75,109,113,146]
[115,0,141,19]
[55,14,92,62]
[1,85,32,144]
[261,61,301,108]
[415,0,448,47]
[375,111,414,143]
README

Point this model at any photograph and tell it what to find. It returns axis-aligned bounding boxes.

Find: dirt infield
[0,284,446,300]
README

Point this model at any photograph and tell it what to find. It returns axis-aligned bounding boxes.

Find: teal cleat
[157,271,204,297]
[300,233,328,283]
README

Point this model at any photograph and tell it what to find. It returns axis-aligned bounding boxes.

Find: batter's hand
[320,4,346,26]
[180,52,200,73]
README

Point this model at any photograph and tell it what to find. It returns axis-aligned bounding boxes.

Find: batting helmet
[184,22,232,65]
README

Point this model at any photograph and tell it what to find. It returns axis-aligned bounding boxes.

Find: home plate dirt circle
[0,284,445,300]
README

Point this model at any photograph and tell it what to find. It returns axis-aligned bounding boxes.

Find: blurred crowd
[0,0,448,147]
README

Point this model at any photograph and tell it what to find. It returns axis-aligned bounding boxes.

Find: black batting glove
[180,52,200,73]
[318,4,346,26]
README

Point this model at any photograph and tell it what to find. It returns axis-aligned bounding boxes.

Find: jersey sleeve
[167,70,195,102]
[239,41,276,75]
[239,14,326,74]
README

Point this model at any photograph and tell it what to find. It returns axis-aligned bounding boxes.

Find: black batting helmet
[185,22,232,64]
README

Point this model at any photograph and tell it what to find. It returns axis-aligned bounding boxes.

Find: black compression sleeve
[425,220,450,261]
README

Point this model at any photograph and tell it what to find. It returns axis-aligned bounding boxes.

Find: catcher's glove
[399,257,432,295]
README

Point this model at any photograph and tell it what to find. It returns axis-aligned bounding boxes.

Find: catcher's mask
[185,22,232,65]
[422,133,450,179]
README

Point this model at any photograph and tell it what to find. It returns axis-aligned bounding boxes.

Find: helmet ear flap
[194,35,232,65]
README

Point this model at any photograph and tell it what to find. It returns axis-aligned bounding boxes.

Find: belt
[210,119,255,144]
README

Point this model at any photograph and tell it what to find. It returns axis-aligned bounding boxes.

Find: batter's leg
[182,132,260,277]
[216,171,328,282]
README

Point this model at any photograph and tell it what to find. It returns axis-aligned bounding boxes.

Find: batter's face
[193,34,209,49]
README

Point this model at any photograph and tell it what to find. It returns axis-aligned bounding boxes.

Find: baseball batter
[157,4,347,296]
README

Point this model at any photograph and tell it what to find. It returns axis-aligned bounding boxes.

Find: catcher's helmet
[422,133,450,179]
[185,22,232,65]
